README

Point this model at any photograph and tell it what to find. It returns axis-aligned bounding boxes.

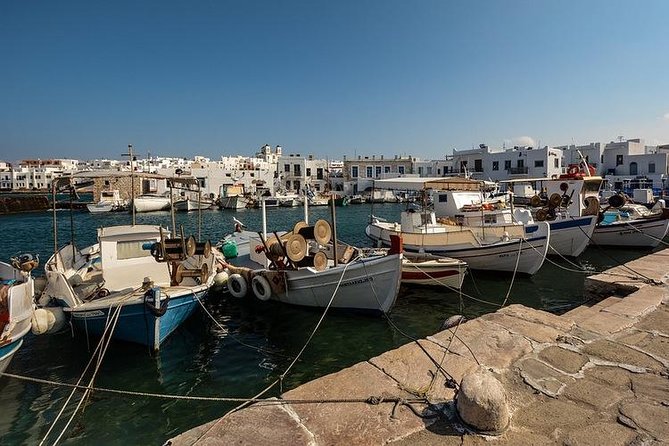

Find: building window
[366,166,373,177]
[427,166,432,175]
[316,168,324,180]
[418,166,424,176]
[492,161,499,171]
[375,166,382,177]
[534,160,544,168]
[286,181,291,189]
[284,164,290,172]
[398,166,405,175]
[351,166,358,178]
[504,160,511,170]
[306,168,311,177]
[517,159,524,168]
[294,181,301,191]
[616,155,623,166]
[649,163,656,173]
[294,164,301,176]
[554,158,559,168]
[474,159,482,172]
[384,166,391,174]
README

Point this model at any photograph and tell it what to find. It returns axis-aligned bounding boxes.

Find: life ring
[251,275,272,301]
[228,273,248,298]
[567,165,580,176]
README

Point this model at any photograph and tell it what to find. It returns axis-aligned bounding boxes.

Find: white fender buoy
[212,270,229,289]
[251,275,272,301]
[228,274,248,298]
[31,307,66,335]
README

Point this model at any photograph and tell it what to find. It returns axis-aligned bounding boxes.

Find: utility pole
[122,144,136,225]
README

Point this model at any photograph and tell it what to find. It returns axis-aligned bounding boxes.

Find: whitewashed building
[451,144,563,181]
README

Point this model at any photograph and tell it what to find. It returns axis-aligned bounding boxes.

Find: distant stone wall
[0,195,50,214]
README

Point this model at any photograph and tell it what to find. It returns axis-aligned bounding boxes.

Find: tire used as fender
[228,273,248,298]
[251,275,272,301]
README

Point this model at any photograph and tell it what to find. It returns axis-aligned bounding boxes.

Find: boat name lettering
[340,276,374,287]
[72,310,105,318]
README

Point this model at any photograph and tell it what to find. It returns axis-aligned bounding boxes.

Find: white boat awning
[373,177,482,191]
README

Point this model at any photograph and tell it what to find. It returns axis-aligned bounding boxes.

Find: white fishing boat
[39,225,218,350]
[308,196,329,206]
[0,256,36,374]
[366,177,550,275]
[174,197,214,212]
[349,195,366,204]
[219,195,250,210]
[592,199,669,247]
[133,194,171,213]
[222,221,402,314]
[501,172,603,257]
[401,254,467,288]
[219,185,250,210]
[87,190,126,214]
[279,197,300,207]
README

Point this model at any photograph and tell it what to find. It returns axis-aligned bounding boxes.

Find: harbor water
[0,204,658,445]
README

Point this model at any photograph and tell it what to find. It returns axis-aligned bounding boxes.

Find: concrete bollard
[455,366,510,434]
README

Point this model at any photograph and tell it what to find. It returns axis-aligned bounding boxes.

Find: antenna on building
[617,135,624,142]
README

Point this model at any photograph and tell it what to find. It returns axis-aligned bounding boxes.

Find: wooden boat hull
[220,196,249,210]
[66,288,207,351]
[592,215,669,247]
[401,257,467,288]
[366,222,550,275]
[270,253,402,313]
[133,196,171,213]
[547,215,597,257]
[0,261,35,373]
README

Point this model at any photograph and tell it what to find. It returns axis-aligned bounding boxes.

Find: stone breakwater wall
[0,195,50,214]
[169,248,669,446]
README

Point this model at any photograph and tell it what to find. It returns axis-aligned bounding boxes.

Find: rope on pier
[190,259,357,444]
[0,371,440,418]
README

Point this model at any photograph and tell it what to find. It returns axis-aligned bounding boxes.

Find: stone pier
[168,248,669,446]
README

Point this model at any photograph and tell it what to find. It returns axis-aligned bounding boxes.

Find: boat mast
[122,144,136,225]
[51,182,58,269]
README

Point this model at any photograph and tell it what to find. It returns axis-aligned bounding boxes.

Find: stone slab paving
[168,248,669,445]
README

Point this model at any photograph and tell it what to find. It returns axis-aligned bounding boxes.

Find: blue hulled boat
[39,225,217,351]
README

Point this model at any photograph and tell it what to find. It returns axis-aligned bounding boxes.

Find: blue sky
[1,0,668,161]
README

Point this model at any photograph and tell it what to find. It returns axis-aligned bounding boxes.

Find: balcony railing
[508,167,529,175]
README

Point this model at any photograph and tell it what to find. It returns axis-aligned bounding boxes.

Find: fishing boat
[362,249,467,288]
[133,194,171,213]
[39,225,217,350]
[308,196,329,206]
[401,253,467,288]
[501,173,603,257]
[219,185,250,210]
[365,177,550,275]
[333,195,350,206]
[592,197,669,247]
[0,256,36,374]
[221,217,403,313]
[349,195,366,204]
[87,190,126,213]
[279,197,301,207]
[174,197,214,212]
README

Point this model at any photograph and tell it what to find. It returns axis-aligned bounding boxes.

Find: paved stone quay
[168,248,669,446]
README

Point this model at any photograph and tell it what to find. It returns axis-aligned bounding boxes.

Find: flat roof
[373,177,482,191]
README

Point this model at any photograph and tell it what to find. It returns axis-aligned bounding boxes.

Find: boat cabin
[98,225,170,291]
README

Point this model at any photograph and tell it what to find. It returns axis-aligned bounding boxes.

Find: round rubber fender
[251,275,272,301]
[228,273,248,298]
